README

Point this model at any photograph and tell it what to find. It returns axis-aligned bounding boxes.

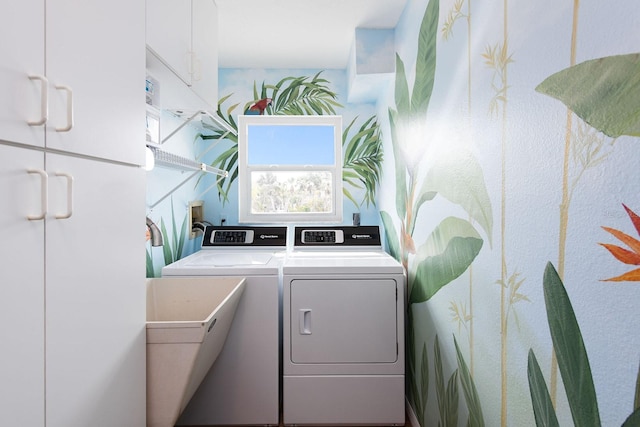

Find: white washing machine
[162,226,287,426]
[282,226,406,426]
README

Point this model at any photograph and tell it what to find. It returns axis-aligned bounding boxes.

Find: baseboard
[405,397,420,427]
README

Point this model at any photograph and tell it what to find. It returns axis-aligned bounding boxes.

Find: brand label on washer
[260,234,280,240]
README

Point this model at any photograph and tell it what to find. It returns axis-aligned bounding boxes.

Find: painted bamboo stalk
[552,0,581,405]
[500,0,509,424]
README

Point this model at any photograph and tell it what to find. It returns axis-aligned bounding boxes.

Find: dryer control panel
[294,226,381,247]
[301,229,344,244]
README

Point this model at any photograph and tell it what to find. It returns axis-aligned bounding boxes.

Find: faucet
[146,217,163,247]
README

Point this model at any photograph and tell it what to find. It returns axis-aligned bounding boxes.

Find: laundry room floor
[275,413,413,426]
[277,422,412,426]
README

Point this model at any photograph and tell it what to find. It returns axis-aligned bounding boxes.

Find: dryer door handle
[299,309,312,335]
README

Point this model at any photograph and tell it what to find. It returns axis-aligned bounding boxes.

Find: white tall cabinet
[0,0,146,426]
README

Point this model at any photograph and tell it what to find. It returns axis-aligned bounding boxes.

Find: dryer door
[290,278,398,364]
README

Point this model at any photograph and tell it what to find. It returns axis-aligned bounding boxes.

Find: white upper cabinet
[191,0,219,107]
[0,0,46,148]
[146,0,218,109]
[46,0,145,164]
[146,0,192,85]
[0,0,145,165]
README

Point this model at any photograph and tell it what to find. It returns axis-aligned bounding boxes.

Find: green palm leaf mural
[454,335,485,427]
[160,201,188,267]
[200,73,381,209]
[381,0,491,424]
[202,72,342,203]
[527,349,560,427]
[412,0,439,117]
[145,198,188,278]
[411,341,429,427]
[435,335,459,427]
[380,211,402,261]
[623,409,640,427]
[388,107,409,222]
[543,262,601,426]
[263,72,342,115]
[342,116,383,208]
[527,262,600,427]
[528,262,640,427]
[411,217,483,304]
[635,362,640,411]
[536,53,640,138]
[422,149,493,245]
[383,0,489,303]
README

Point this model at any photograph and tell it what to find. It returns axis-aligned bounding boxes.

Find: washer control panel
[211,229,254,244]
[202,226,287,247]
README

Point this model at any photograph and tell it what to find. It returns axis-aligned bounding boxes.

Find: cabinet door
[191,0,218,107]
[45,0,145,165]
[45,153,146,427]
[146,0,193,85]
[0,145,45,427]
[0,1,46,148]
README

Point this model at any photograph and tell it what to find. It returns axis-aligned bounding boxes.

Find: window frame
[237,114,343,224]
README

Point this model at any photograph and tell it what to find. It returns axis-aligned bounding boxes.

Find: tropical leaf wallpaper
[145,0,640,425]
[378,0,640,426]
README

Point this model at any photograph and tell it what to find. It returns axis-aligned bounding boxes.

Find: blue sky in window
[247,124,335,165]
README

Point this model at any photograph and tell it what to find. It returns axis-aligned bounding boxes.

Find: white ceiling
[215,0,407,69]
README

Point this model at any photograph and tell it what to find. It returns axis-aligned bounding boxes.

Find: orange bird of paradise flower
[600,204,640,282]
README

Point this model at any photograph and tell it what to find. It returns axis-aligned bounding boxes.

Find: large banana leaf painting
[380,0,491,306]
[536,53,640,138]
[379,0,491,425]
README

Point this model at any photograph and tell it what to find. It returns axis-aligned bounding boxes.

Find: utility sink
[146,277,245,427]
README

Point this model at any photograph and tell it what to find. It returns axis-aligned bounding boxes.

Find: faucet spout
[146,217,164,247]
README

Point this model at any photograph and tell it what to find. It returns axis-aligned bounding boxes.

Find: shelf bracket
[161,110,237,145]
[148,170,201,210]
[146,146,229,210]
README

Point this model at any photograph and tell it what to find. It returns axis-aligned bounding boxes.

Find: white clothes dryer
[162,226,287,426]
[282,226,406,426]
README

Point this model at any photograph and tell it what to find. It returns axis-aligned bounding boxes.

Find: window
[238,115,343,223]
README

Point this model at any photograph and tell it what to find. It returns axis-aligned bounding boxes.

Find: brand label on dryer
[351,234,373,240]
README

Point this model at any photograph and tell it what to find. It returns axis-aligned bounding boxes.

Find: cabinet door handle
[192,56,202,81]
[54,85,74,132]
[54,172,74,219]
[27,74,49,126]
[27,169,48,220]
[299,309,312,335]
[185,51,203,82]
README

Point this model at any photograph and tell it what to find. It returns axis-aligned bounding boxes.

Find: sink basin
[146,277,245,427]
